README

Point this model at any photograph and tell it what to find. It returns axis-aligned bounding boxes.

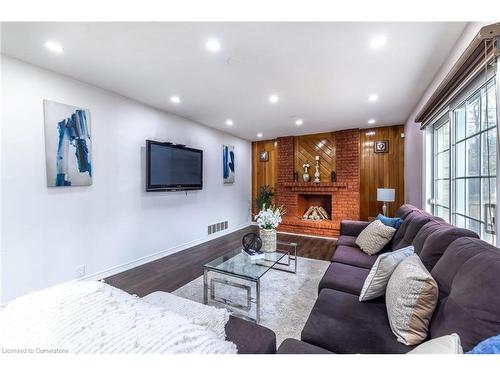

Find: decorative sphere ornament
[242,233,262,251]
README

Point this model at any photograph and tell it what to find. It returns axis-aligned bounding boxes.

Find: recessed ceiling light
[269,94,279,103]
[170,96,181,104]
[205,39,221,53]
[370,35,387,49]
[368,119,376,125]
[225,119,233,126]
[44,40,64,54]
[368,94,379,102]
[295,119,304,126]
[257,133,263,138]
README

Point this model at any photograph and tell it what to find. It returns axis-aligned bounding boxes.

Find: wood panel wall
[359,125,405,220]
[294,132,336,182]
[251,140,277,214]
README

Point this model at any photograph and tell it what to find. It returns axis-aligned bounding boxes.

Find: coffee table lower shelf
[202,242,297,323]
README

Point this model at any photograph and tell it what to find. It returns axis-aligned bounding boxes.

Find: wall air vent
[208,221,228,235]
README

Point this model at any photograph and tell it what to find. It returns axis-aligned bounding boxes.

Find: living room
[1,1,500,373]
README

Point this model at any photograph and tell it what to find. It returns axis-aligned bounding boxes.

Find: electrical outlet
[76,264,86,278]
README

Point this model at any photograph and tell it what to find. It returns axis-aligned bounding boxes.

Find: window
[427,78,497,245]
[432,115,450,222]
[452,81,497,243]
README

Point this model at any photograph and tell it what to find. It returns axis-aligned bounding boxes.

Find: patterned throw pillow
[386,254,439,345]
[359,245,414,301]
[355,219,396,255]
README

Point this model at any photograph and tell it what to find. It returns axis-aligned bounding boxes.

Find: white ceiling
[1,22,467,140]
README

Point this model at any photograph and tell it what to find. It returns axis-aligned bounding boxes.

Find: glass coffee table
[203,241,297,323]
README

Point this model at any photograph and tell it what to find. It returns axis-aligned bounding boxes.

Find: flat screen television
[146,140,203,191]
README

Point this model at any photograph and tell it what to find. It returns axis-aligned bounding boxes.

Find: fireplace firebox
[297,194,332,221]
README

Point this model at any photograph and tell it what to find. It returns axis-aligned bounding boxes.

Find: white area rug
[173,256,330,345]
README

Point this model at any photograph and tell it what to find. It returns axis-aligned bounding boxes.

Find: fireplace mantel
[282,182,348,192]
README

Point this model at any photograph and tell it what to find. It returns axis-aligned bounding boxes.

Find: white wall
[0,56,252,303]
[404,22,489,208]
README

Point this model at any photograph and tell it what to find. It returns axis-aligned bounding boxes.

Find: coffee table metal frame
[203,241,297,323]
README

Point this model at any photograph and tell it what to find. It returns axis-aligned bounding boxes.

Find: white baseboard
[80,221,252,283]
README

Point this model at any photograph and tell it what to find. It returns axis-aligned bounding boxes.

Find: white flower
[255,206,284,229]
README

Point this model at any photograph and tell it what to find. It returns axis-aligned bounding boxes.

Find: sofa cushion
[331,244,380,269]
[318,262,369,295]
[301,289,414,353]
[429,237,500,352]
[411,220,445,255]
[392,212,435,250]
[355,220,396,255]
[225,315,276,354]
[277,338,333,354]
[395,204,420,219]
[336,235,357,247]
[386,255,439,345]
[339,220,370,237]
[418,225,479,271]
[359,246,415,301]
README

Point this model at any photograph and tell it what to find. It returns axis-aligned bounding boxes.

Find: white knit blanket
[142,291,231,340]
[0,281,237,354]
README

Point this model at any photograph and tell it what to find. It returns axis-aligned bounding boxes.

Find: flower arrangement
[254,205,286,230]
[302,163,310,173]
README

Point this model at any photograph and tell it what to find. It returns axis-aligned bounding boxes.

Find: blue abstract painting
[223,145,235,184]
[43,100,93,187]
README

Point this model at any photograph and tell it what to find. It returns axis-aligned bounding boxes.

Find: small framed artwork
[259,151,269,162]
[223,144,235,184]
[374,140,388,153]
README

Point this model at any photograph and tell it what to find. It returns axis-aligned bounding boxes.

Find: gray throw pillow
[386,254,439,346]
[355,219,396,255]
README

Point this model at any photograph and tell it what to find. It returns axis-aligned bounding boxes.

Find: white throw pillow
[355,219,396,255]
[359,245,415,301]
[408,334,463,354]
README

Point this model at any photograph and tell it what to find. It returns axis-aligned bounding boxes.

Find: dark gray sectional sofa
[225,315,276,354]
[278,204,500,354]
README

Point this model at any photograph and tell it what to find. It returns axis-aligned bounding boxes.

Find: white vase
[303,173,310,182]
[259,228,277,253]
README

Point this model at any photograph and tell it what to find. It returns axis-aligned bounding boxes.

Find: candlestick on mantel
[314,156,320,183]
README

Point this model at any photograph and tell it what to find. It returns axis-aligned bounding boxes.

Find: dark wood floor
[105,225,336,297]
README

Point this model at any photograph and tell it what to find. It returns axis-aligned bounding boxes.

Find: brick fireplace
[276,129,360,237]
